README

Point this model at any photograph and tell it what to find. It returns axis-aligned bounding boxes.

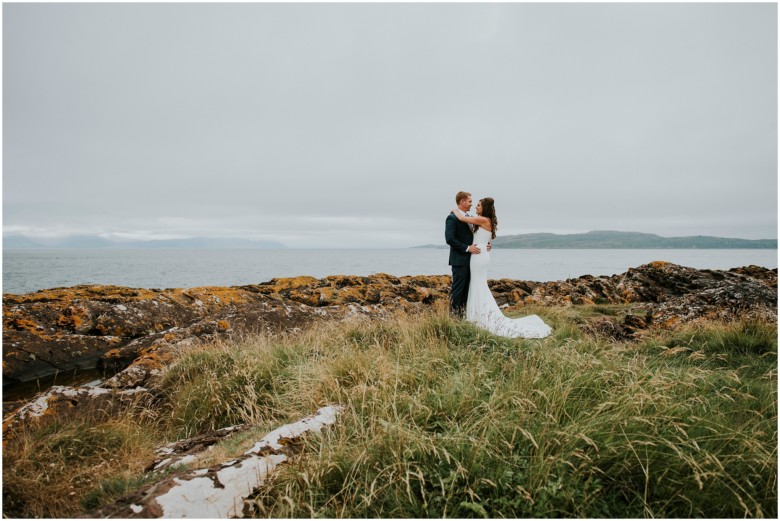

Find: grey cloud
[3,3,776,247]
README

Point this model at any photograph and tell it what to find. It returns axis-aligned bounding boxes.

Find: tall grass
[2,416,158,517]
[3,305,776,518]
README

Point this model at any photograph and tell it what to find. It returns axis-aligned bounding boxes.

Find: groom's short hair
[455,191,471,204]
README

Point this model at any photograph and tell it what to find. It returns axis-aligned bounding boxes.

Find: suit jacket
[445,213,473,266]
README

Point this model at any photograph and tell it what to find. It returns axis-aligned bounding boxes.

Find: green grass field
[3,304,777,518]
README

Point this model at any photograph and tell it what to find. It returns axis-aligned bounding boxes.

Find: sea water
[3,248,777,295]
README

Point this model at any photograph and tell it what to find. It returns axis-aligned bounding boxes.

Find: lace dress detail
[466,228,552,339]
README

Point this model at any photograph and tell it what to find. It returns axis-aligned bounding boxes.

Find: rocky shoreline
[2,261,776,517]
[3,262,776,410]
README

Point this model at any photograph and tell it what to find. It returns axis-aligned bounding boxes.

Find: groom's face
[458,196,473,212]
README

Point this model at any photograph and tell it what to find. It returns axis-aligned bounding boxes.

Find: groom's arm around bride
[445,191,479,318]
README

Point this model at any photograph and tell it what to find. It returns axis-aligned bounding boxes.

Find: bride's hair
[479,198,498,240]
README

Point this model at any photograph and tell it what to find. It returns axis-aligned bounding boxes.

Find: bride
[451,198,552,339]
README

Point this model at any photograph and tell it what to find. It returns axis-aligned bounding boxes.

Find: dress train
[466,228,552,339]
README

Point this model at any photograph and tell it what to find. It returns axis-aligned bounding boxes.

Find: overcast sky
[3,2,777,248]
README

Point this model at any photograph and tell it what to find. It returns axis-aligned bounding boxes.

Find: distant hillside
[3,235,49,249]
[115,238,287,249]
[2,234,116,249]
[416,230,777,249]
[3,234,287,250]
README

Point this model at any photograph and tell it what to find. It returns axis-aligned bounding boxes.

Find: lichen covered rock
[3,264,776,407]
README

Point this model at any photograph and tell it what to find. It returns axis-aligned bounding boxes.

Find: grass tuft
[3,416,157,517]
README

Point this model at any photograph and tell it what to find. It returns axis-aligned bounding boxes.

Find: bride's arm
[451,210,490,226]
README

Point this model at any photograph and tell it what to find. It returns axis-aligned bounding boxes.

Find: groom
[445,191,482,318]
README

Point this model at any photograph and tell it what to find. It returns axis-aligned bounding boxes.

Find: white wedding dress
[466,227,552,338]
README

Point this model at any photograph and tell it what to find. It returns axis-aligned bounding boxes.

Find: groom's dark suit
[445,212,473,317]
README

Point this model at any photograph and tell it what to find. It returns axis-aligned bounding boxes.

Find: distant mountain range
[3,234,287,250]
[5,230,777,250]
[417,230,778,249]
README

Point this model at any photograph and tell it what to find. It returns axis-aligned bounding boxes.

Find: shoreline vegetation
[2,263,777,517]
[3,306,776,517]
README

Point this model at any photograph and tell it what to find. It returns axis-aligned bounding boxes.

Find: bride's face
[476,201,482,215]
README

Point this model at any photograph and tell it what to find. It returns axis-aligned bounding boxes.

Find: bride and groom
[445,191,552,339]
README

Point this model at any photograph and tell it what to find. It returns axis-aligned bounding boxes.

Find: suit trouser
[450,265,470,316]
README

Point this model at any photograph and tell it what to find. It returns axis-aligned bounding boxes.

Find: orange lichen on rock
[135,351,174,370]
[317,287,339,304]
[104,348,126,359]
[5,316,40,333]
[57,305,95,334]
[325,275,366,289]
[337,286,368,303]
[58,313,83,328]
[264,276,320,292]
[163,332,180,343]
[181,287,254,307]
[662,316,680,328]
[7,285,159,304]
[288,290,320,306]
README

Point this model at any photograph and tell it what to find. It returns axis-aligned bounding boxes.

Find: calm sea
[2,248,777,295]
